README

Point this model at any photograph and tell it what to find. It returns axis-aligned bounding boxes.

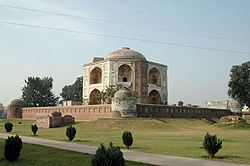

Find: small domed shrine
[7,99,24,119]
[112,87,137,118]
[82,47,168,105]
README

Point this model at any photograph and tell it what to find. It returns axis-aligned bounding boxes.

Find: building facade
[82,47,168,105]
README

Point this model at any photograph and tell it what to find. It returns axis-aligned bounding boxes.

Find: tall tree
[60,76,83,102]
[22,77,59,107]
[228,61,250,107]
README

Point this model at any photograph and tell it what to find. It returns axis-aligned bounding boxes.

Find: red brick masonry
[21,104,231,121]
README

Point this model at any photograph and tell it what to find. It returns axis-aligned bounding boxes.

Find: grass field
[0,138,153,166]
[0,118,250,164]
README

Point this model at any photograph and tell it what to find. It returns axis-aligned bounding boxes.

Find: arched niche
[90,67,102,84]
[148,90,161,104]
[89,89,101,105]
[148,68,160,85]
[118,64,132,82]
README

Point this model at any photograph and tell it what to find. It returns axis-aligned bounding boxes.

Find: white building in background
[206,101,230,109]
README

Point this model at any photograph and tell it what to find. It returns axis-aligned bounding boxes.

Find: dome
[10,99,24,106]
[114,87,133,100]
[106,47,146,61]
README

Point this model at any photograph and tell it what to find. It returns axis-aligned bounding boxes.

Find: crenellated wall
[19,104,232,121]
[21,105,121,121]
[136,104,231,118]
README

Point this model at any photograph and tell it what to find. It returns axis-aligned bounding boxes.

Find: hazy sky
[0,0,249,106]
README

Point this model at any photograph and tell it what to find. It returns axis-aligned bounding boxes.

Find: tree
[122,131,133,149]
[60,76,83,102]
[178,101,184,106]
[4,123,13,132]
[21,77,59,107]
[91,142,125,166]
[99,84,123,104]
[4,135,23,162]
[203,132,222,158]
[31,124,38,136]
[228,61,250,107]
[99,84,138,104]
[66,125,76,141]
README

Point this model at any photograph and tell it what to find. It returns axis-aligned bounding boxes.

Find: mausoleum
[82,47,168,105]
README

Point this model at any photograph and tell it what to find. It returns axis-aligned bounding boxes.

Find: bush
[4,135,23,162]
[31,124,38,136]
[122,131,133,149]
[4,122,13,132]
[203,132,222,158]
[91,142,125,166]
[66,125,76,141]
[178,101,184,106]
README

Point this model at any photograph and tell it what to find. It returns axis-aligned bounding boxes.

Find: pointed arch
[118,64,132,82]
[89,89,101,105]
[148,68,160,85]
[90,67,102,84]
[148,90,161,104]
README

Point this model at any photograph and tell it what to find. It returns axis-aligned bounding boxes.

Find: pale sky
[0,0,249,106]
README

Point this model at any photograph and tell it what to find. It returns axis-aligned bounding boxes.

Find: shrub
[31,124,38,136]
[178,101,184,106]
[91,142,125,166]
[4,122,13,132]
[122,131,133,149]
[66,125,76,141]
[203,132,222,158]
[4,135,23,162]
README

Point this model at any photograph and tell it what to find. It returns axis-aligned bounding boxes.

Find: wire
[1,21,250,55]
[0,4,249,43]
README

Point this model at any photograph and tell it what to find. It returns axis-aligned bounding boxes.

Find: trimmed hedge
[4,122,13,132]
[122,131,133,149]
[91,142,124,166]
[31,124,38,136]
[4,135,23,162]
[203,132,222,158]
[66,126,76,141]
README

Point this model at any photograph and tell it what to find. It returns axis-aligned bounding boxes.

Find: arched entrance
[118,64,132,82]
[89,89,101,105]
[148,90,161,104]
[148,68,160,85]
[90,67,102,84]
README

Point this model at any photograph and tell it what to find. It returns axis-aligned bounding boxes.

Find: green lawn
[0,118,250,164]
[0,138,153,166]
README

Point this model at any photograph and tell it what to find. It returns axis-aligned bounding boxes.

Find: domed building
[82,47,168,105]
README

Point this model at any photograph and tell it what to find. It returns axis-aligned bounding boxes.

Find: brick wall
[21,104,232,121]
[136,104,231,118]
[22,105,118,121]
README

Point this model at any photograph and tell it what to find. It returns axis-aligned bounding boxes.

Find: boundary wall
[22,105,121,121]
[136,104,231,118]
[21,104,231,121]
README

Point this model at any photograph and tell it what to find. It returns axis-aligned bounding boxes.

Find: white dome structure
[83,47,168,106]
[106,47,146,61]
[112,88,137,118]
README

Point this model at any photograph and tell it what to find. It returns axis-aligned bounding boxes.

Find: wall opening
[118,64,131,82]
[90,67,102,84]
[148,90,161,104]
[123,77,127,82]
[148,68,160,85]
[89,89,101,105]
